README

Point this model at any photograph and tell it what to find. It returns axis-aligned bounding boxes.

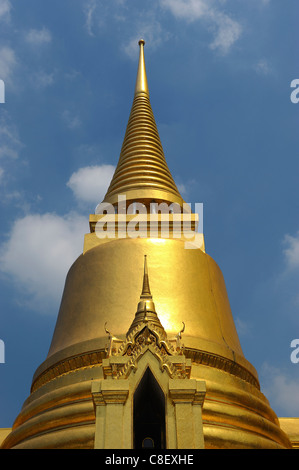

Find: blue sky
[0,0,298,427]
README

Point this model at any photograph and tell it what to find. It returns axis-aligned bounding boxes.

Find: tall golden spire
[103,39,184,208]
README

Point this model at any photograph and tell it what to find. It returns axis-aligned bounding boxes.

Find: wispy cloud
[266,229,299,312]
[235,316,252,337]
[61,110,82,130]
[83,0,97,37]
[260,363,299,416]
[0,0,11,23]
[83,0,129,37]
[283,231,299,268]
[208,10,242,55]
[31,69,55,89]
[81,1,241,56]
[255,59,272,75]
[160,0,242,54]
[0,46,17,83]
[25,27,52,46]
[177,183,187,195]
[122,20,170,59]
[283,231,299,270]
[0,112,23,160]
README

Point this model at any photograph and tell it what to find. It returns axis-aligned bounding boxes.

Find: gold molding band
[185,349,260,389]
[31,350,106,393]
[31,347,259,394]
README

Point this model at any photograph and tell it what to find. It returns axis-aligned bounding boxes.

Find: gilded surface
[1,41,296,450]
[103,40,183,208]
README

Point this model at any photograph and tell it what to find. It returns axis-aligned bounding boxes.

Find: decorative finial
[126,255,166,336]
[141,255,152,299]
[174,322,185,354]
[135,38,149,96]
[104,322,122,357]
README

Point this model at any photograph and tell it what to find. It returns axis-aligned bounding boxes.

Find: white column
[169,379,206,449]
[92,380,130,449]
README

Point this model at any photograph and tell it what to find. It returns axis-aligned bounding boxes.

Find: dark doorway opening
[133,368,166,449]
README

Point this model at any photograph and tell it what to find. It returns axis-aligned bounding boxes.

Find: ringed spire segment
[102,39,185,208]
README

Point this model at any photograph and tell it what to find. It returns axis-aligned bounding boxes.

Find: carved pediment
[103,256,190,380]
[103,320,190,380]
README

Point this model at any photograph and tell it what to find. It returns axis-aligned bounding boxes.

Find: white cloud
[25,27,52,46]
[0,164,115,312]
[82,1,246,56]
[67,164,115,205]
[82,1,170,57]
[82,1,241,57]
[160,0,208,22]
[261,363,299,416]
[0,0,11,22]
[0,212,87,312]
[160,0,242,54]
[283,231,299,270]
[0,46,17,83]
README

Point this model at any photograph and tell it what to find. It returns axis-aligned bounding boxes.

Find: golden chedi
[1,40,294,449]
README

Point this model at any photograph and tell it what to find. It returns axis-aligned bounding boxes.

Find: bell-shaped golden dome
[1,40,293,450]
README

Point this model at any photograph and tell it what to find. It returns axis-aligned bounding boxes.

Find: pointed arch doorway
[133,367,166,449]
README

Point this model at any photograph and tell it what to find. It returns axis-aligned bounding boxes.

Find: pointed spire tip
[135,38,149,96]
[141,255,152,299]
